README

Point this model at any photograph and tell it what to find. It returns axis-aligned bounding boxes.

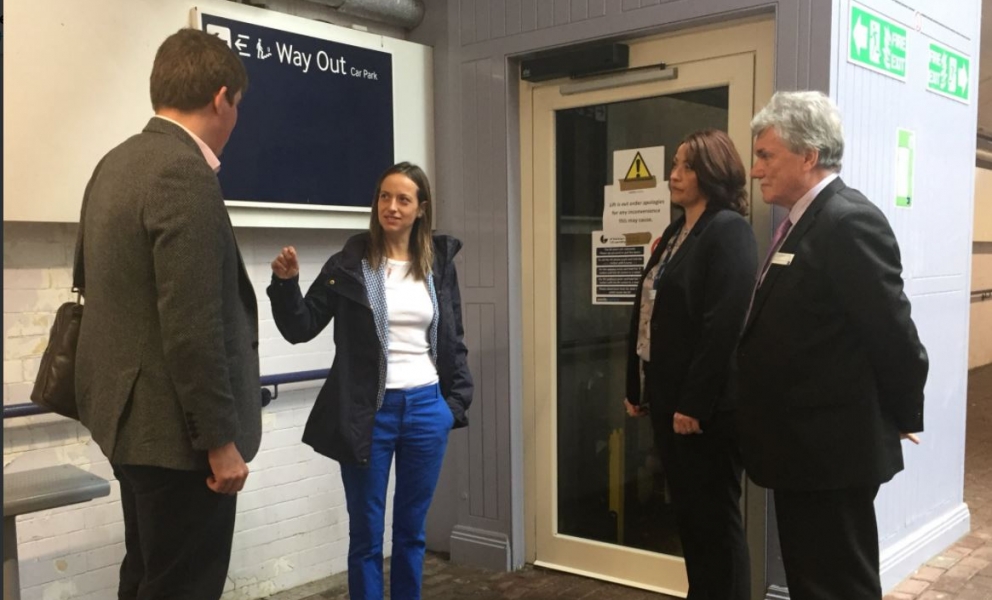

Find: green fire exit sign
[849,4,907,80]
[928,42,970,104]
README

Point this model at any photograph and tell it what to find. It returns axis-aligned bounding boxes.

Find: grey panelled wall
[829,0,980,593]
[410,0,835,574]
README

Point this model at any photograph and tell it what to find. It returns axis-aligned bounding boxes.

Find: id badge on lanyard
[649,234,679,300]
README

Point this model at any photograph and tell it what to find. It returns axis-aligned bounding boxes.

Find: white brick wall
[3,221,394,600]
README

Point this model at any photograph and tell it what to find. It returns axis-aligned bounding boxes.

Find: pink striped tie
[758,217,793,286]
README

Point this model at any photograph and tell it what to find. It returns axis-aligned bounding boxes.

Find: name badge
[648,290,657,301]
[771,252,794,266]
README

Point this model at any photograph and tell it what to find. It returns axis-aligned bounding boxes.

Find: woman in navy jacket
[268,162,472,600]
[624,130,757,600]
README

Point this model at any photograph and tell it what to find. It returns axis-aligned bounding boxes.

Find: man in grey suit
[75,29,261,599]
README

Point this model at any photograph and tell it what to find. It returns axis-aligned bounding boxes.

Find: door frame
[519,17,775,597]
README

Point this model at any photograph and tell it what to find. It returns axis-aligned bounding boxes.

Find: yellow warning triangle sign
[624,152,653,181]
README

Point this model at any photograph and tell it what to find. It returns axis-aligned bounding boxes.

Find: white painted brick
[234,507,272,534]
[16,531,70,561]
[233,522,281,550]
[254,464,309,489]
[273,497,310,523]
[234,489,266,513]
[76,590,119,600]
[20,509,86,541]
[22,579,78,600]
[17,553,86,587]
[4,334,49,361]
[75,564,120,594]
[67,520,125,550]
[49,268,75,290]
[83,541,124,571]
[260,537,305,565]
[5,312,54,338]
[82,501,122,529]
[7,381,35,403]
[4,288,67,314]
[22,357,41,382]
[3,269,50,290]
[260,446,308,471]
[5,360,24,383]
[3,289,37,314]
[259,319,282,339]
[258,426,299,450]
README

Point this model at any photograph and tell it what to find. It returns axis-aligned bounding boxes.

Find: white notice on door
[592,231,650,305]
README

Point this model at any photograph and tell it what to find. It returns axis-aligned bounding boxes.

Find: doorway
[520,18,774,596]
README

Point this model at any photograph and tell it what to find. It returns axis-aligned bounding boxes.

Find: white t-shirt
[384,259,439,389]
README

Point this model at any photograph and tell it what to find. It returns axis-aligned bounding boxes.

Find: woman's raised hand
[271,246,300,280]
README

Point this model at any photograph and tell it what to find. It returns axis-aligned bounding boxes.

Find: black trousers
[654,410,750,600]
[773,485,882,600]
[113,465,238,600]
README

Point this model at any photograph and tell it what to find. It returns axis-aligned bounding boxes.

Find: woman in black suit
[624,129,757,600]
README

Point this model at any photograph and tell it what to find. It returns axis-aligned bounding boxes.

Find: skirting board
[763,502,971,600]
[450,525,511,572]
[879,502,971,593]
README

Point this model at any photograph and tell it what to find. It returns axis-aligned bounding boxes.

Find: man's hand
[624,398,649,417]
[901,432,921,445]
[271,246,300,280]
[206,442,249,495]
[673,412,703,435]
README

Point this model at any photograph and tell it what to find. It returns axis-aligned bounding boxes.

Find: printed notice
[594,146,671,305]
[592,232,651,305]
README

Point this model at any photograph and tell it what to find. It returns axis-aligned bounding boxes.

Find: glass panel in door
[554,88,729,555]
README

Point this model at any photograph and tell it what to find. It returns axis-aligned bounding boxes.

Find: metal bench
[3,465,111,600]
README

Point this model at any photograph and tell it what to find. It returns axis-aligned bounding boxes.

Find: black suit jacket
[626,208,758,421]
[736,177,928,491]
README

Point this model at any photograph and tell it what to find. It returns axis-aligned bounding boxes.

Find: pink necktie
[758,218,793,286]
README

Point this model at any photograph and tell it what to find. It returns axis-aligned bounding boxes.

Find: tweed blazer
[74,117,262,471]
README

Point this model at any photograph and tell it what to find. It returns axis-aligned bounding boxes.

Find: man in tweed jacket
[74,29,261,599]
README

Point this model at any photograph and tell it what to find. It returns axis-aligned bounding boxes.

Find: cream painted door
[520,19,773,597]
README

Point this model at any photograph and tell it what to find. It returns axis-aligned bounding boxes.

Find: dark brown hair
[150,29,248,112]
[367,162,435,281]
[680,129,749,216]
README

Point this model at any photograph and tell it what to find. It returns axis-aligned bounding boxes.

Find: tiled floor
[268,553,672,600]
[272,365,992,600]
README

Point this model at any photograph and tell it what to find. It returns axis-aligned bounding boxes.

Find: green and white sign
[849,4,907,81]
[928,42,970,104]
[896,128,915,208]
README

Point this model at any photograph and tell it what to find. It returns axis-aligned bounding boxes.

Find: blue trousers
[340,383,453,600]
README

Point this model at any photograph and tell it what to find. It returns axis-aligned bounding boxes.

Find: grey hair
[751,91,845,171]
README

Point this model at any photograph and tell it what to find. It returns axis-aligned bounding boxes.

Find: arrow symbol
[958,66,969,91]
[853,16,868,54]
[234,34,250,57]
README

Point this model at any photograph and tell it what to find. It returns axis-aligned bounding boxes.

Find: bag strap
[72,227,84,297]
[74,158,105,298]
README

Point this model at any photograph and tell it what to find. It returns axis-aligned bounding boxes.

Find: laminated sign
[593,147,671,305]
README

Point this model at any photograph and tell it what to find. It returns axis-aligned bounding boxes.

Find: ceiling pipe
[304,0,424,29]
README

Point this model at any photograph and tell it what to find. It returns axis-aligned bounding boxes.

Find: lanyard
[652,225,686,290]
